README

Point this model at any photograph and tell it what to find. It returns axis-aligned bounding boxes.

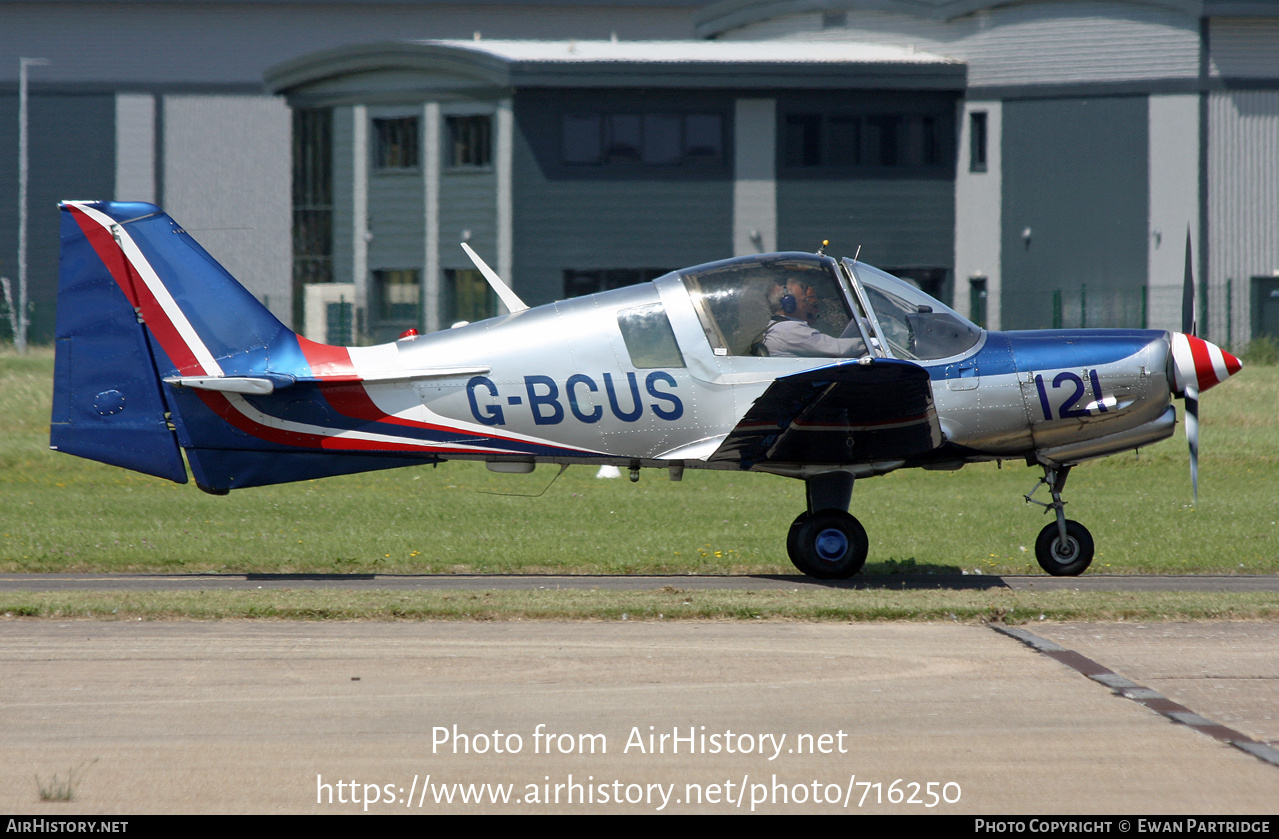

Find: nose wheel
[786,510,869,579]
[1034,519,1094,576]
[1025,465,1094,576]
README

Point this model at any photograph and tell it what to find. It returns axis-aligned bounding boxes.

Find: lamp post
[9,57,50,353]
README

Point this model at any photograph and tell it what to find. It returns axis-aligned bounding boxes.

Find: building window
[969,111,988,172]
[370,269,420,340]
[885,267,952,308]
[783,112,946,169]
[863,115,899,166]
[562,113,722,167]
[373,117,419,170]
[642,114,680,164]
[564,268,671,299]
[683,114,722,162]
[292,108,333,326]
[447,115,492,168]
[325,298,355,346]
[604,114,642,163]
[563,114,602,164]
[968,275,988,328]
[443,268,496,324]
[784,114,822,166]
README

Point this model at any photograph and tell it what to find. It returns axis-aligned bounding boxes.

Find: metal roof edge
[694,0,1215,39]
[265,41,512,94]
[266,38,966,96]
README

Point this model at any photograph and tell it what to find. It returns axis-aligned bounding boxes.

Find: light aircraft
[51,201,1241,578]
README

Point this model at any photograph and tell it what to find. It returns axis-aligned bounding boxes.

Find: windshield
[679,253,865,358]
[843,260,982,361]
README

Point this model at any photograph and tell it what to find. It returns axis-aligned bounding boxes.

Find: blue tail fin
[52,201,440,492]
[51,202,190,482]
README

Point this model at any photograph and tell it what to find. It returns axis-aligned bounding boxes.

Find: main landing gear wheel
[787,510,869,579]
[1034,520,1094,577]
[786,512,809,564]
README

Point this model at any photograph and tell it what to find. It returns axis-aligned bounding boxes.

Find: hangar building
[699,0,1279,340]
[266,39,965,342]
[0,0,703,343]
[3,0,1277,347]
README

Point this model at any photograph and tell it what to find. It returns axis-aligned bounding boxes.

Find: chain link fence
[1049,280,1243,352]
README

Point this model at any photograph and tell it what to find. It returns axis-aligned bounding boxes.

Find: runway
[1,618,1276,814]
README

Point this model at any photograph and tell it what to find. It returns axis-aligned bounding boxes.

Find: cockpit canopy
[678,252,982,362]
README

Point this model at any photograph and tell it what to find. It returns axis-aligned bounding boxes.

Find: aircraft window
[849,261,982,360]
[680,254,859,357]
[617,303,685,369]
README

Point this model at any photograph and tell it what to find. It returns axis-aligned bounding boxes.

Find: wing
[708,358,942,468]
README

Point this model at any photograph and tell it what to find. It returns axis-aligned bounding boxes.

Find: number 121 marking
[1034,370,1108,421]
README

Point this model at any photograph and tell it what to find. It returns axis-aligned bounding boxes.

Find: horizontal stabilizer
[709,358,941,468]
[164,376,289,395]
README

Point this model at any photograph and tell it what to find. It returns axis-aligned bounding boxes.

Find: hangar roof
[422,38,954,63]
[694,0,1277,39]
[266,38,965,102]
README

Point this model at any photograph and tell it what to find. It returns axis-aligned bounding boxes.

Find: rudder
[51,202,187,481]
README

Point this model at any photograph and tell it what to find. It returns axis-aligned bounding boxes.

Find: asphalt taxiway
[1,615,1276,814]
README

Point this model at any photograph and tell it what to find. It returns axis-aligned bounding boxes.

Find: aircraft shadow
[241,570,1008,591]
[751,572,1007,590]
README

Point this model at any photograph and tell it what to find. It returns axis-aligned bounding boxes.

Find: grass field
[3,345,1275,580]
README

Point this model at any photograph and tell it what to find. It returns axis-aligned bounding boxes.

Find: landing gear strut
[1024,465,1094,576]
[786,472,869,579]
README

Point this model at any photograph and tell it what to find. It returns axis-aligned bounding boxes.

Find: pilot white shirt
[761,317,865,358]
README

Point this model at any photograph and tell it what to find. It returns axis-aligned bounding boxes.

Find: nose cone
[1170,332,1243,395]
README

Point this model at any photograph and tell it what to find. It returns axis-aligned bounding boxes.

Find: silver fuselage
[350,269,1178,476]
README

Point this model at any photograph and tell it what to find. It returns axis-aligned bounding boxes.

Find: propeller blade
[1182,229,1197,501]
[1172,230,1242,503]
[1185,383,1199,505]
[1171,338,1242,504]
[1182,228,1195,336]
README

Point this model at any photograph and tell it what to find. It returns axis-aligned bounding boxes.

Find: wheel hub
[1052,537,1079,562]
[814,528,848,562]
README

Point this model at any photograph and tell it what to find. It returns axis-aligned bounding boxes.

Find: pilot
[758,277,866,358]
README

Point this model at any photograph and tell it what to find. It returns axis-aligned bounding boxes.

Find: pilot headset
[779,280,798,315]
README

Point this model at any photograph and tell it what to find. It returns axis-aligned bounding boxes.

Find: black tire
[789,510,869,579]
[1035,520,1094,576]
[786,512,810,569]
